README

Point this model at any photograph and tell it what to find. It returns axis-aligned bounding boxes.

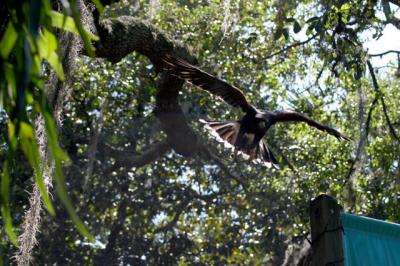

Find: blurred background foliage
[1,0,400,264]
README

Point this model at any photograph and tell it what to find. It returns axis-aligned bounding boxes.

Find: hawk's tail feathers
[255,141,279,168]
[200,119,279,168]
[200,119,239,149]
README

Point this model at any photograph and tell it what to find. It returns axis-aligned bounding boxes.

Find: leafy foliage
[0,0,99,246]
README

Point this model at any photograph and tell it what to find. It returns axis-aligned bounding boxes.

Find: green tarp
[341,212,400,266]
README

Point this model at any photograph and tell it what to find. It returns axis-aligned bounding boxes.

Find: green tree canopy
[0,0,399,264]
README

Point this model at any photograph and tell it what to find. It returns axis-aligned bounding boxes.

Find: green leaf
[340,3,351,12]
[306,16,320,23]
[50,11,98,41]
[44,29,58,53]
[274,27,283,40]
[283,28,289,41]
[354,64,365,80]
[32,54,42,81]
[37,29,65,80]
[315,21,323,32]
[51,10,98,57]
[7,121,17,151]
[50,11,79,34]
[1,158,18,246]
[293,21,301,33]
[382,1,392,21]
[19,121,34,139]
[0,22,18,59]
[285,17,296,23]
[47,52,65,80]
[91,0,104,13]
[306,24,315,35]
[1,206,18,246]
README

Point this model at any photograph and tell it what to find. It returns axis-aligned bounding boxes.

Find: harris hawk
[162,55,351,167]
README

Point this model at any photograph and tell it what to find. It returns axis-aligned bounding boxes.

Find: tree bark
[93,15,200,156]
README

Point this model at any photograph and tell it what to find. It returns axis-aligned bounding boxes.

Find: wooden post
[310,194,344,266]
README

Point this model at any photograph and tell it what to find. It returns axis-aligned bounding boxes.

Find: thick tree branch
[155,74,199,156]
[388,0,400,7]
[95,16,195,65]
[103,140,171,175]
[94,16,200,156]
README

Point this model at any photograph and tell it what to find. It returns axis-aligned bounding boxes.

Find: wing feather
[163,55,252,112]
[272,111,351,141]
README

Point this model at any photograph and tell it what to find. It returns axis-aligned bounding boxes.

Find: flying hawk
[162,55,351,167]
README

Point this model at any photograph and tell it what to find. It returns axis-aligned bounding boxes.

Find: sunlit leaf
[50,11,99,41]
[7,121,17,151]
[50,11,79,34]
[1,158,18,245]
[0,22,18,59]
[91,0,104,13]
[48,52,65,80]
[340,3,351,12]
[37,29,65,80]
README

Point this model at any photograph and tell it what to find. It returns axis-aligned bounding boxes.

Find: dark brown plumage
[163,55,351,167]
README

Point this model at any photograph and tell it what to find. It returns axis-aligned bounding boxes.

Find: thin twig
[369,50,400,57]
[264,34,317,60]
[200,145,249,188]
[367,60,399,141]
[365,96,379,138]
[84,98,108,188]
[380,99,399,141]
[154,200,190,233]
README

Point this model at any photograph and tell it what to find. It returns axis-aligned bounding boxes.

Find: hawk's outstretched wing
[163,55,253,112]
[272,111,351,141]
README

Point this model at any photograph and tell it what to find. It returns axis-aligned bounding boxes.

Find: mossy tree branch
[93,16,200,156]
